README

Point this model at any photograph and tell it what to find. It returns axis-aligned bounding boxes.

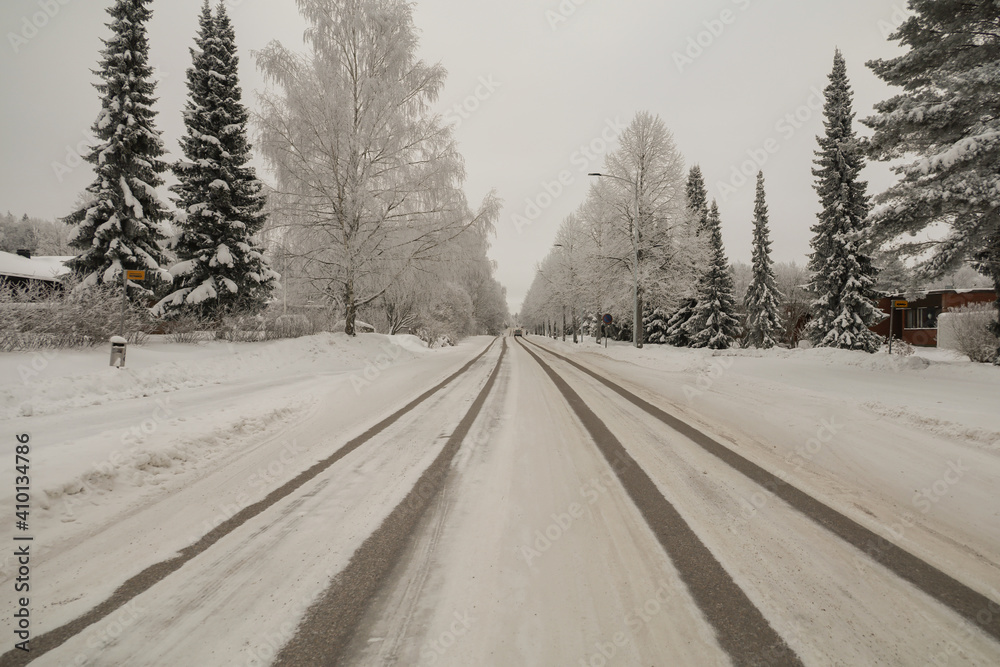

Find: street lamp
[589,172,643,348]
[553,242,579,343]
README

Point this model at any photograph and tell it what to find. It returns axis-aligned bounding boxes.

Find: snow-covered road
[2,332,998,665]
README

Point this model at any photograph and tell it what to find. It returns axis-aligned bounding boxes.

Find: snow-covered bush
[215,314,266,343]
[644,307,670,345]
[414,327,456,348]
[890,340,915,357]
[940,304,999,364]
[160,314,214,344]
[270,314,314,339]
[0,278,149,351]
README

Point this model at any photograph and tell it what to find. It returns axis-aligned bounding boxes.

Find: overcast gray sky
[0,0,909,313]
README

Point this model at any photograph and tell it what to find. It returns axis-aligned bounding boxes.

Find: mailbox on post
[110,336,127,368]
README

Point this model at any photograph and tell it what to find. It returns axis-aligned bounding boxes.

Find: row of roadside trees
[523,1,1000,364]
[55,0,508,342]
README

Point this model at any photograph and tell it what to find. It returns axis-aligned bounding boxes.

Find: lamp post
[553,242,579,343]
[589,172,642,348]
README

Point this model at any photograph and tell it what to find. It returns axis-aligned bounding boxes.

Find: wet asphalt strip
[272,338,507,666]
[518,340,803,667]
[0,338,499,667]
[526,338,1000,647]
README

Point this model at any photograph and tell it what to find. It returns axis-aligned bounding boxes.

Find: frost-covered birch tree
[257,0,496,336]
[865,1,1000,363]
[63,0,172,300]
[594,112,689,343]
[156,2,278,320]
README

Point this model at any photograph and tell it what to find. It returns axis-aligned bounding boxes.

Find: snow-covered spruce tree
[63,0,171,299]
[686,165,710,233]
[808,49,882,353]
[155,2,277,320]
[744,172,782,349]
[664,166,711,346]
[865,2,1000,364]
[663,299,696,346]
[686,201,740,349]
[644,306,671,344]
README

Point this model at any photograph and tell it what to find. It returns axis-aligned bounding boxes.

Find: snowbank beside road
[557,339,1000,447]
[534,337,1000,598]
[1,332,428,420]
[0,332,447,572]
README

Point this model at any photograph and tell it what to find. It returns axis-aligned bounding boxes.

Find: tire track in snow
[518,340,802,666]
[273,339,508,665]
[340,345,512,665]
[524,337,1000,647]
[0,339,499,666]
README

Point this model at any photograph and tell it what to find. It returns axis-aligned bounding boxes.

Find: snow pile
[714,346,933,372]
[39,402,303,512]
[548,338,1000,450]
[0,332,426,420]
[860,400,999,452]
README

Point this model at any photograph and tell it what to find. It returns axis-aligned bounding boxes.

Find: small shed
[872,289,997,347]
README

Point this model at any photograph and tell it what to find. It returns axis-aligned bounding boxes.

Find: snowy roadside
[534,337,1000,595]
[2,332,430,420]
[546,338,1000,449]
[0,333,484,577]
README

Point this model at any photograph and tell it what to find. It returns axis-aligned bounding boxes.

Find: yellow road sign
[126,270,146,281]
[893,300,908,309]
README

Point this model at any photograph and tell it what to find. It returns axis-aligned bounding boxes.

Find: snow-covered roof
[881,287,995,300]
[0,251,73,282]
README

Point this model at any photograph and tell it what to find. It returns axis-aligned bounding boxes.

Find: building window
[906,307,940,329]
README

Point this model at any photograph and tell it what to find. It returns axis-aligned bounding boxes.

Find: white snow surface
[539,339,1000,592]
[0,333,435,495]
[0,333,506,664]
[3,334,999,665]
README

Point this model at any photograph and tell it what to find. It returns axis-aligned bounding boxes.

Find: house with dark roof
[0,250,72,295]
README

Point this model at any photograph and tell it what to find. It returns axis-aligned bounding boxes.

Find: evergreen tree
[644,306,671,344]
[63,0,171,299]
[155,1,277,319]
[663,299,696,346]
[686,165,710,233]
[808,49,882,352]
[864,2,1000,363]
[744,172,783,349]
[686,201,740,349]
[666,165,711,346]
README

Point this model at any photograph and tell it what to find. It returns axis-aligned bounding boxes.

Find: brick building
[872,289,997,347]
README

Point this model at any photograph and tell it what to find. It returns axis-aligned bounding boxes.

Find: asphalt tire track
[272,339,508,665]
[0,339,499,667]
[525,337,1000,646]
[517,340,803,666]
